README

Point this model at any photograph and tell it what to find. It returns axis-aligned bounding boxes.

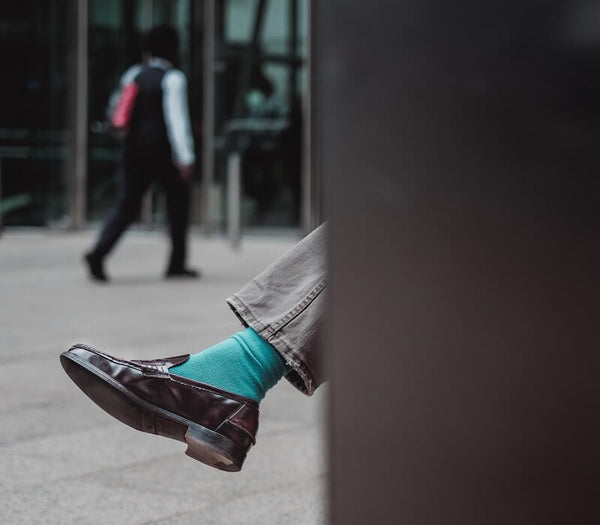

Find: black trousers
[92,146,190,272]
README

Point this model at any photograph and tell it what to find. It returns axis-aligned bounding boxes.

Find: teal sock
[169,327,291,402]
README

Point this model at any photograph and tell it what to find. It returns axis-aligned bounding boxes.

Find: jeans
[227,224,327,395]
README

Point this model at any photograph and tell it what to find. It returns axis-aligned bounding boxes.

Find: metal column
[226,152,241,248]
[201,0,216,232]
[0,158,3,236]
[67,0,88,230]
[225,0,268,246]
[139,2,154,227]
[303,0,320,233]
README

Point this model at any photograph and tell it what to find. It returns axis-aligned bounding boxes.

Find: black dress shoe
[60,344,258,472]
[84,253,108,282]
[165,267,200,279]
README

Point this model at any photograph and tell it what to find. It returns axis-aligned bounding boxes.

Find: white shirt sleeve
[162,69,196,166]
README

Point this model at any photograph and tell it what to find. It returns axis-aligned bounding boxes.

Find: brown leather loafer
[60,344,259,472]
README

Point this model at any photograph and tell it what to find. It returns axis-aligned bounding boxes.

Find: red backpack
[110,82,140,133]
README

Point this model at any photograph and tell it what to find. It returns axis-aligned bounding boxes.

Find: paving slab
[0,229,327,524]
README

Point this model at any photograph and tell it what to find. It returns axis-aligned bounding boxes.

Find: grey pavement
[0,229,327,525]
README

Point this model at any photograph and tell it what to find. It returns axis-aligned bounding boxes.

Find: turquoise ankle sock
[169,327,291,402]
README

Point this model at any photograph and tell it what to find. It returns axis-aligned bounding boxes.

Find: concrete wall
[321,1,600,523]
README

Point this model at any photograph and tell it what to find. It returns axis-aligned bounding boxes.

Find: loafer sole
[60,351,245,472]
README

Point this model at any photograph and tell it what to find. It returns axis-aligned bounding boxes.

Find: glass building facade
[0,2,70,226]
[0,0,314,233]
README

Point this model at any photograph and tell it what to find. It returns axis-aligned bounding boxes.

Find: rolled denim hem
[226,294,317,395]
[225,224,327,396]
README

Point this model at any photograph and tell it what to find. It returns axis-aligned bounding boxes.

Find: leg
[161,165,196,276]
[163,170,190,274]
[84,157,151,281]
[227,223,327,395]
[62,225,327,470]
[90,157,151,259]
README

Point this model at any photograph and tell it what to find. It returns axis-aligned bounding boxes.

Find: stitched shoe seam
[214,406,256,444]
[221,405,256,441]
[215,405,243,432]
[168,375,252,405]
[72,344,142,370]
[225,419,256,442]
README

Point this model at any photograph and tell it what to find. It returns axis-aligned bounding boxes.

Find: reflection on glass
[0,1,69,226]
[0,0,308,231]
[213,0,307,229]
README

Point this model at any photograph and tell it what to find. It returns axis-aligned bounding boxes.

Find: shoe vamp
[125,372,246,430]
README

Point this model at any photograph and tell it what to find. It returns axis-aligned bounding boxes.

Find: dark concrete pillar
[320,1,600,523]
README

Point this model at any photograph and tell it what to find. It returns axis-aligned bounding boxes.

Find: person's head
[145,25,179,64]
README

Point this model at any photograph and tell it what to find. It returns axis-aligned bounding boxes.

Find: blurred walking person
[84,25,197,282]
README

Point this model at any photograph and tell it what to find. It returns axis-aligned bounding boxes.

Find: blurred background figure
[0,1,315,240]
[84,25,197,282]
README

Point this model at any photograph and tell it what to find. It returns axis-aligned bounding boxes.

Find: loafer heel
[184,425,240,472]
